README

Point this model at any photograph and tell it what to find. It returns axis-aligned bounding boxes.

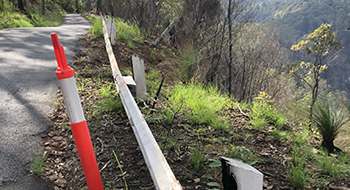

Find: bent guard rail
[101,19,182,190]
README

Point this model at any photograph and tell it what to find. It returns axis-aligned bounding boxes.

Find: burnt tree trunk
[322,138,342,153]
[97,0,101,13]
[41,0,45,15]
[76,0,79,13]
[17,0,24,11]
[228,0,233,95]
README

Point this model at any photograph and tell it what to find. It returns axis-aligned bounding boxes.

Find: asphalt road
[0,14,89,190]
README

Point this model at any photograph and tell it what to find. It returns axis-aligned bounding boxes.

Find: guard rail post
[51,33,104,190]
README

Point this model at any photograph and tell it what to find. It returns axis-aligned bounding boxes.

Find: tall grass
[0,0,64,29]
[167,83,229,129]
[113,19,143,48]
[176,45,199,82]
[89,17,103,38]
[250,91,286,130]
[0,12,33,28]
[287,145,309,188]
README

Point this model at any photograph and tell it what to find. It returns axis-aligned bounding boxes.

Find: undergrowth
[0,0,64,29]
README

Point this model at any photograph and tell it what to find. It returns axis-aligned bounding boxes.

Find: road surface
[0,14,89,190]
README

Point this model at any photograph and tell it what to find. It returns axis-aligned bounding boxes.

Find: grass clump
[251,91,286,130]
[150,50,157,61]
[176,45,199,82]
[114,19,143,49]
[89,17,103,38]
[146,69,163,97]
[98,83,123,114]
[287,145,309,188]
[224,146,258,165]
[167,83,229,127]
[31,155,45,176]
[312,100,348,153]
[191,148,204,170]
[317,151,350,179]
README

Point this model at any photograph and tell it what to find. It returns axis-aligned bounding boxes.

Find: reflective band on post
[59,77,85,123]
[51,33,104,190]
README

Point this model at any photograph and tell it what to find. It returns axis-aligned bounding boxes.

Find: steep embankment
[41,18,350,189]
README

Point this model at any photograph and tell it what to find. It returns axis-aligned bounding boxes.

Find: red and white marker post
[51,33,104,190]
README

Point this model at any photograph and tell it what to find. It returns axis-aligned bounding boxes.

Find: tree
[290,23,342,124]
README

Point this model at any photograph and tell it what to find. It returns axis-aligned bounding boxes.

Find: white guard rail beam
[102,19,182,190]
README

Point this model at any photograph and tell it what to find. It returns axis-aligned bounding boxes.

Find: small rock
[51,142,59,147]
[53,136,64,141]
[137,159,145,166]
[267,185,273,190]
[193,178,200,183]
[49,174,58,181]
[54,186,60,190]
[54,179,67,188]
[329,185,350,190]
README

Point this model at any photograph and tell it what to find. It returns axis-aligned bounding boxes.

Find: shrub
[312,100,348,153]
[251,91,286,130]
[114,19,143,47]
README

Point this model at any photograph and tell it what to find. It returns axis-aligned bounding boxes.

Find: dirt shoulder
[41,34,350,190]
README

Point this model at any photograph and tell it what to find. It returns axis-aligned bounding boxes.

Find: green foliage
[191,148,204,170]
[160,50,166,58]
[167,83,229,127]
[209,117,230,131]
[287,161,308,188]
[150,50,156,61]
[160,0,184,20]
[316,151,350,180]
[27,10,49,27]
[312,100,348,151]
[224,146,258,166]
[176,45,199,83]
[287,145,308,188]
[31,155,45,176]
[89,17,103,38]
[145,69,163,98]
[0,12,33,28]
[289,24,343,122]
[291,23,342,58]
[250,117,267,130]
[114,19,143,48]
[162,107,175,126]
[97,83,123,115]
[250,92,286,130]
[0,0,64,29]
[112,150,128,190]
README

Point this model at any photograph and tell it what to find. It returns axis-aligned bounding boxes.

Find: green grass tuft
[167,82,229,127]
[89,17,104,38]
